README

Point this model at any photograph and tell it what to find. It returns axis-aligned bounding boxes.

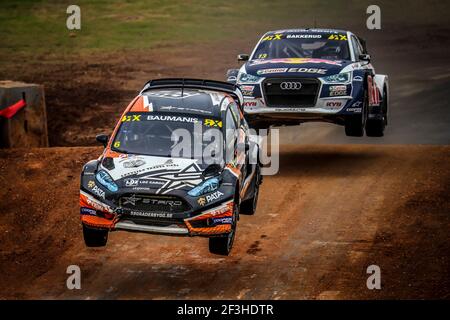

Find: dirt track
[1,2,450,300]
[0,145,449,299]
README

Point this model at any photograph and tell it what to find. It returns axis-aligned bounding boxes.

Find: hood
[103,154,206,193]
[244,58,352,78]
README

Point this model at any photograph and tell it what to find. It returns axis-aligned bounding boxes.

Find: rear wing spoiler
[140,78,244,107]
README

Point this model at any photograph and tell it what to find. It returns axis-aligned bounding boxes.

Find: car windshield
[252,33,350,60]
[112,112,224,159]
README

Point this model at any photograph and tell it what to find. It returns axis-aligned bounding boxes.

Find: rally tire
[240,165,261,215]
[345,116,365,137]
[365,119,385,137]
[209,205,238,255]
[366,87,387,137]
[83,224,108,247]
[345,82,369,137]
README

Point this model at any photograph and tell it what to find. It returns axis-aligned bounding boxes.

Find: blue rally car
[227,28,389,137]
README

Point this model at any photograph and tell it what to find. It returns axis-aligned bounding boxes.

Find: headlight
[188,177,220,197]
[95,170,118,192]
[237,72,261,84]
[321,72,351,84]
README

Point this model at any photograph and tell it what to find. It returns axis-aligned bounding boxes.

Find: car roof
[265,28,348,35]
[128,88,234,119]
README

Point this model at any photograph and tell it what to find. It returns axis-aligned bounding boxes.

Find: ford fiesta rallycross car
[227,28,389,137]
[79,79,262,255]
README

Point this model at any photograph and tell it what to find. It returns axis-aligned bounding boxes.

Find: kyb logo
[280,82,302,90]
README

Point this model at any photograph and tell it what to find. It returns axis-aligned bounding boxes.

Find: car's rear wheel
[208,204,238,255]
[366,87,387,137]
[240,165,261,215]
[83,224,108,247]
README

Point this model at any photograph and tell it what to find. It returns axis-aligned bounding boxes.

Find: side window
[225,109,237,162]
[351,36,362,61]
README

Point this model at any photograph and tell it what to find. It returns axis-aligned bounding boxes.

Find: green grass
[0,0,448,56]
[0,0,350,56]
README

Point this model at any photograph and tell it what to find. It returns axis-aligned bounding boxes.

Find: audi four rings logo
[280,82,302,90]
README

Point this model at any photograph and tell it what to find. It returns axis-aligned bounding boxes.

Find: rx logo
[328,34,347,41]
[122,115,141,122]
[262,34,283,41]
[204,119,223,127]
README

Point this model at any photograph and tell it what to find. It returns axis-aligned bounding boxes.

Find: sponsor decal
[120,161,179,178]
[80,207,97,216]
[83,193,111,212]
[251,58,342,66]
[147,115,199,123]
[206,191,224,203]
[125,178,139,187]
[204,119,223,127]
[122,114,141,122]
[330,85,347,91]
[212,216,233,225]
[197,191,224,206]
[87,180,95,188]
[347,101,362,112]
[90,185,106,199]
[123,158,146,168]
[261,33,283,41]
[243,101,257,107]
[128,211,174,218]
[329,85,348,96]
[286,34,322,39]
[328,34,348,41]
[197,197,206,206]
[257,68,288,75]
[122,194,183,207]
[287,67,327,74]
[353,76,363,81]
[325,101,343,108]
[240,85,255,96]
[146,91,200,99]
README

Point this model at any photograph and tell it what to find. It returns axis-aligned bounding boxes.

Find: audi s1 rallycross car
[227,28,389,137]
[79,79,262,255]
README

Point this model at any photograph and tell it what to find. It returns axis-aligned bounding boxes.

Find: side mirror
[359,54,371,62]
[237,54,249,62]
[226,69,239,84]
[96,134,109,147]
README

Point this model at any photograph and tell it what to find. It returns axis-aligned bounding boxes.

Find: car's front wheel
[208,204,238,255]
[240,165,261,215]
[366,87,388,137]
[345,84,368,137]
[83,224,108,247]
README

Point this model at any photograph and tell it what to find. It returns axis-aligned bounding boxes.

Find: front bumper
[79,190,234,237]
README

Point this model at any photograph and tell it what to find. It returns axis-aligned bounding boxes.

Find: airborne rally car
[227,28,389,136]
[79,79,262,255]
